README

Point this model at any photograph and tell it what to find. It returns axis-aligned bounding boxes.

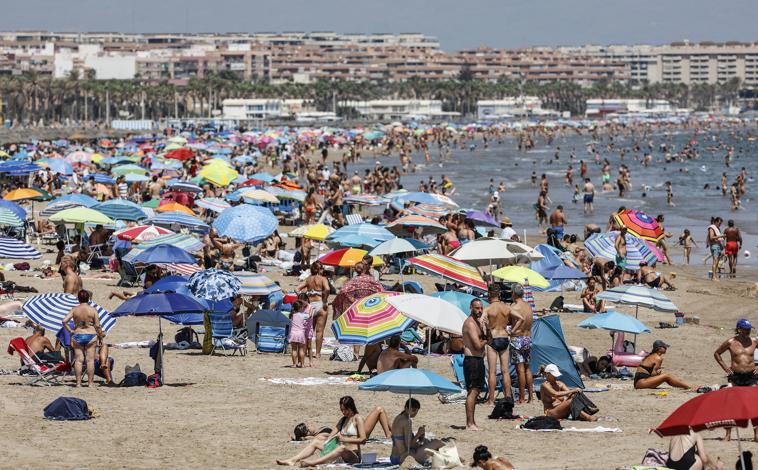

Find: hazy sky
[1,0,754,51]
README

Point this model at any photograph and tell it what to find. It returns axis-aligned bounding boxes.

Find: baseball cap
[652,340,670,350]
[544,364,562,377]
[737,319,753,330]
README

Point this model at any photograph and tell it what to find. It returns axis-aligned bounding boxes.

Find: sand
[1,240,757,470]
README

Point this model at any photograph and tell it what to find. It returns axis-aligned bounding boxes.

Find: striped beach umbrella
[0,237,41,259]
[23,293,116,333]
[320,247,383,267]
[406,204,450,218]
[151,211,209,232]
[596,285,678,314]
[158,263,203,276]
[212,205,277,243]
[40,201,82,218]
[0,200,27,221]
[234,271,281,296]
[65,151,92,166]
[122,233,203,262]
[326,223,394,243]
[196,197,231,213]
[613,209,664,243]
[584,231,657,271]
[93,199,148,221]
[407,254,487,292]
[331,292,412,345]
[115,225,174,242]
[0,208,23,227]
[387,215,446,236]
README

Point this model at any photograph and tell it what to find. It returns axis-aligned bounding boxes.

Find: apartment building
[338,99,445,120]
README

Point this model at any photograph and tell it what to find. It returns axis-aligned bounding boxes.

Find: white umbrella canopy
[385,294,467,335]
[450,237,543,267]
[368,237,428,257]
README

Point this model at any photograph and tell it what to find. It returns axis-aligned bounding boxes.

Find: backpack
[174,327,199,344]
[330,345,356,362]
[549,295,565,311]
[120,371,148,387]
[488,397,518,420]
[146,373,163,388]
[521,416,562,430]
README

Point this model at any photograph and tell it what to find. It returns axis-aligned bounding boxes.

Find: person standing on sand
[714,319,758,442]
[509,285,534,404]
[463,298,489,431]
[484,284,512,405]
[723,220,742,276]
[296,261,330,359]
[61,257,82,295]
[706,217,724,281]
[656,214,673,265]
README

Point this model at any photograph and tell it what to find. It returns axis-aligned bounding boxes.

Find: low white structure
[339,100,444,120]
[222,99,315,120]
[585,99,673,117]
[477,97,543,119]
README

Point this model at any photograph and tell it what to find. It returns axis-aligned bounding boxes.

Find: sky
[0,0,754,51]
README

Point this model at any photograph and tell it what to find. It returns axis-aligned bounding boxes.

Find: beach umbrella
[167,181,203,193]
[577,310,651,335]
[247,309,289,326]
[614,209,664,243]
[0,208,23,227]
[49,207,113,225]
[0,237,41,259]
[327,234,381,249]
[132,243,198,265]
[331,292,414,345]
[386,215,446,237]
[430,291,489,313]
[596,285,677,314]
[239,189,279,204]
[407,254,487,292]
[199,163,238,187]
[491,266,550,289]
[196,197,231,213]
[546,264,588,281]
[111,164,148,176]
[450,238,543,268]
[122,233,203,262]
[40,201,82,218]
[234,271,281,296]
[115,225,173,242]
[265,186,306,202]
[23,293,116,333]
[188,268,242,301]
[156,202,194,216]
[93,199,147,222]
[142,199,161,209]
[249,172,276,183]
[41,157,73,175]
[466,210,499,227]
[289,223,334,241]
[392,191,455,207]
[319,247,383,267]
[405,204,450,218]
[89,173,116,185]
[53,193,99,208]
[65,151,92,166]
[164,148,195,161]
[369,237,428,257]
[151,211,209,232]
[4,188,43,202]
[0,200,26,221]
[327,223,394,243]
[584,232,657,271]
[653,387,758,470]
[386,294,467,335]
[212,205,277,243]
[359,368,462,395]
[125,173,150,183]
[345,194,386,206]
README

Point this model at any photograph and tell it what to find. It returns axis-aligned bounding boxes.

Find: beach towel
[261,376,360,386]
[519,425,621,433]
[43,397,91,420]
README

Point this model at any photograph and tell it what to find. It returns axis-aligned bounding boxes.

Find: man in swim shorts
[723,219,742,276]
[462,299,489,431]
[509,285,534,404]
[484,284,512,404]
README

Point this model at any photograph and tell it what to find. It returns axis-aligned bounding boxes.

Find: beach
[0,243,756,469]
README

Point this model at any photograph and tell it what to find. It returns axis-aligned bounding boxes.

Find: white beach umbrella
[385,294,467,335]
[450,237,542,267]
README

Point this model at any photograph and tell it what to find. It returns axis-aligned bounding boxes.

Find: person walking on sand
[706,217,724,281]
[723,220,742,276]
[463,298,489,431]
[714,319,758,442]
[509,285,534,404]
[296,261,330,358]
[484,284,512,405]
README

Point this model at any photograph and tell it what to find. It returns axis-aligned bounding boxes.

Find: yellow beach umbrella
[491,266,549,289]
[4,188,43,201]
[198,163,238,187]
[290,224,334,241]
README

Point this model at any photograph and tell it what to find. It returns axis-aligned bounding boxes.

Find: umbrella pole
[737,427,745,470]
[159,316,166,384]
[634,305,639,352]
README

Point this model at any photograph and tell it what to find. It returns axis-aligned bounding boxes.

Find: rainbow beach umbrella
[613,209,664,243]
[331,292,413,344]
[407,254,487,292]
[319,247,384,267]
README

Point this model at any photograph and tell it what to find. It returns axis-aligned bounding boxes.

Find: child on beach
[572,184,580,204]
[288,300,313,368]
[678,229,697,264]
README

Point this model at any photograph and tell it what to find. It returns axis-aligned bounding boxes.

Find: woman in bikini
[296,261,330,359]
[276,396,366,466]
[389,398,445,466]
[539,364,598,422]
[303,189,318,224]
[291,406,391,442]
[61,289,103,387]
[634,340,691,390]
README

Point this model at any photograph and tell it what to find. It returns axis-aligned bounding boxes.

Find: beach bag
[330,345,356,362]
[640,448,668,467]
[549,295,565,311]
[426,442,464,469]
[13,262,30,271]
[521,416,562,430]
[44,396,91,420]
[174,327,198,344]
[120,364,147,387]
[488,397,517,419]
[146,373,163,388]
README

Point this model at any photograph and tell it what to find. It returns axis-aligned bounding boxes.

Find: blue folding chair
[450,354,505,401]
[255,324,288,354]
[208,312,247,357]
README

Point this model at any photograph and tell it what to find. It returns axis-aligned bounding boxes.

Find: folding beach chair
[208,312,247,357]
[345,213,363,225]
[86,243,106,265]
[450,354,504,401]
[7,337,69,386]
[117,259,141,287]
[255,325,288,354]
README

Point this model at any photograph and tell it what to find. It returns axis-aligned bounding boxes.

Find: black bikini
[665,443,697,470]
[634,363,655,384]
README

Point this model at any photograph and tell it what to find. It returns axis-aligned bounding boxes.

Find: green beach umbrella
[111,164,148,176]
[0,208,23,227]
[49,207,114,225]
[141,199,160,209]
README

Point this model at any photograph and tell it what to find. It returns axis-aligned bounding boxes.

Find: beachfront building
[476,97,544,119]
[221,98,315,120]
[585,99,675,117]
[339,100,446,120]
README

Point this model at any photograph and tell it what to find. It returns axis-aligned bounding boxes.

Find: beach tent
[509,315,583,389]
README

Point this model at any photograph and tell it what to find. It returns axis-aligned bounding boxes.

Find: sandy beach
[1,238,756,470]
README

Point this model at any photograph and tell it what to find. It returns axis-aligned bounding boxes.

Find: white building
[585,99,674,117]
[477,97,543,119]
[222,98,315,120]
[339,100,445,120]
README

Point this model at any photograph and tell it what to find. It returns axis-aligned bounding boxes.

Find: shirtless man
[296,261,330,358]
[714,319,758,441]
[582,178,595,215]
[614,226,628,274]
[484,284,512,405]
[24,323,58,362]
[61,257,82,295]
[212,236,243,270]
[591,259,615,290]
[148,175,164,199]
[549,205,567,240]
[462,299,489,431]
[377,335,418,373]
[509,285,534,404]
[723,220,742,276]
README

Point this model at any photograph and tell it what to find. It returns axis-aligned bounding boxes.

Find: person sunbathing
[276,396,366,466]
[539,364,598,422]
[389,398,445,466]
[291,406,391,442]
[634,340,691,390]
[377,335,418,373]
[471,445,515,469]
[24,322,62,363]
[638,262,676,290]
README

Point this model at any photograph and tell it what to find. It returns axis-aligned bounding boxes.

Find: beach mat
[519,425,621,433]
[261,376,362,386]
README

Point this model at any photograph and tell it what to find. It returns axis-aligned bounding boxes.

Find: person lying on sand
[634,340,691,390]
[471,445,515,469]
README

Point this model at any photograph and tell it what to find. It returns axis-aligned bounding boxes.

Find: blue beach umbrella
[596,285,678,314]
[247,309,290,326]
[43,157,73,175]
[359,368,463,395]
[53,193,99,208]
[151,211,209,232]
[132,243,198,265]
[88,173,116,185]
[0,208,23,227]
[111,291,207,318]
[212,205,278,243]
[327,234,381,249]
[0,200,26,221]
[93,199,148,222]
[0,237,41,259]
[546,265,588,281]
[188,268,242,302]
[578,310,651,335]
[430,291,489,313]
[326,223,394,243]
[584,232,657,271]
